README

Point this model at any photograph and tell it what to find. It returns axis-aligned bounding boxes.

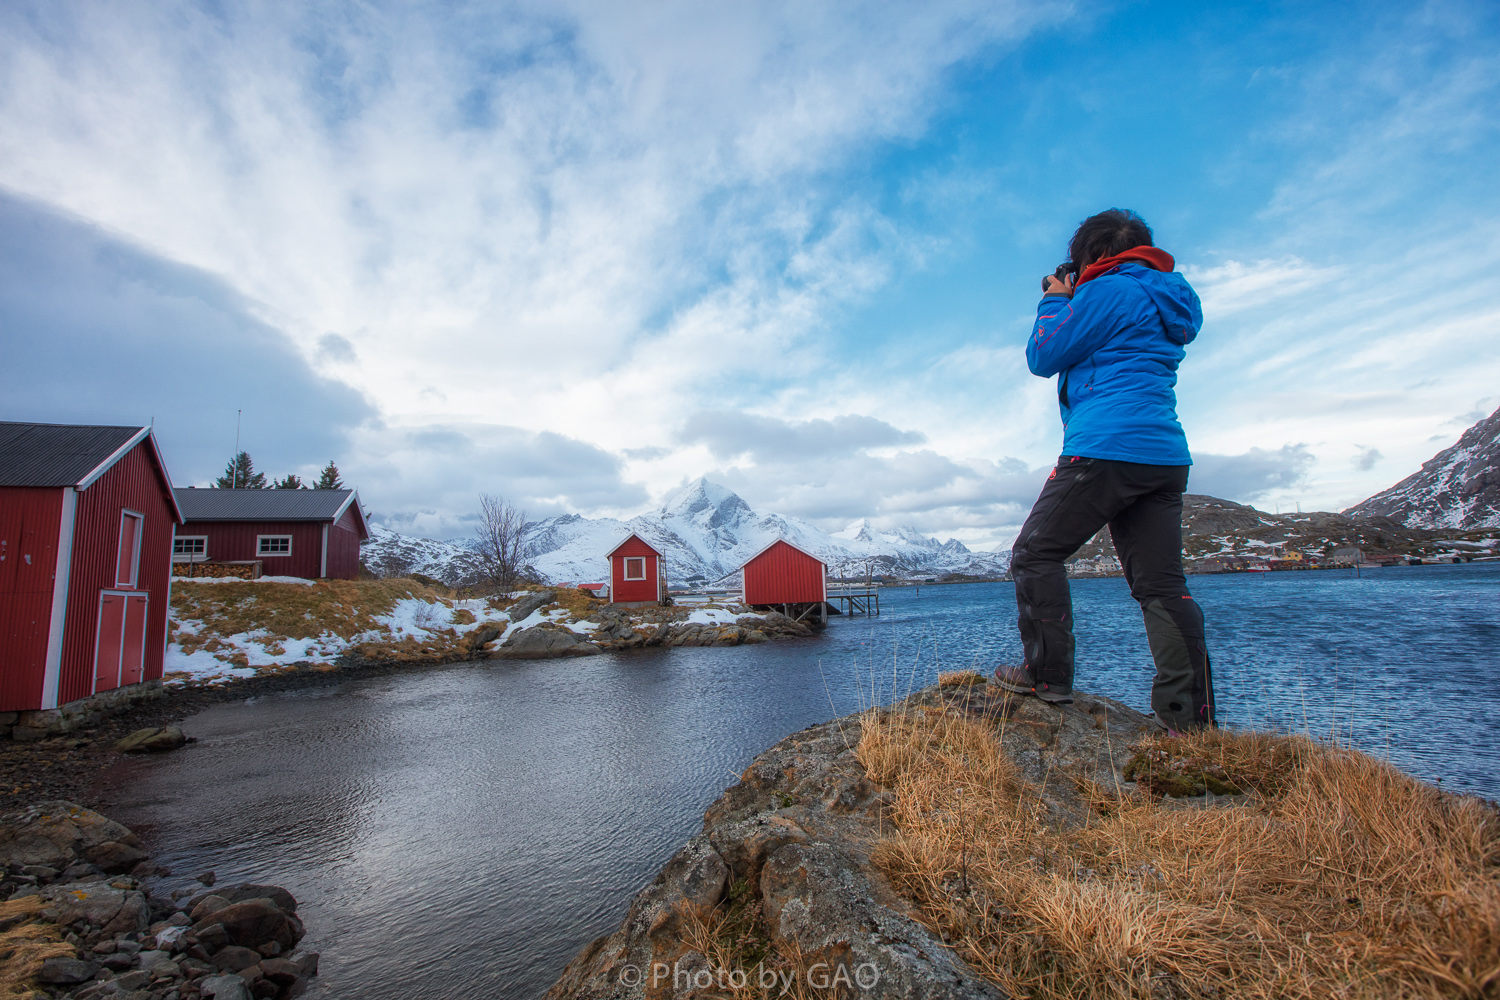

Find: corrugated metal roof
[173,488,357,522]
[0,422,147,487]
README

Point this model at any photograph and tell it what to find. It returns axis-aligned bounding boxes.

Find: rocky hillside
[1067,494,1497,567]
[362,478,1009,586]
[1346,404,1500,529]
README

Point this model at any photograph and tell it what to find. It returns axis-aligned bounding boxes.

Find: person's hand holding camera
[1042,271,1076,298]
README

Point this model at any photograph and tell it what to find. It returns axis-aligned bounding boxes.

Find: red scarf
[1075,246,1175,288]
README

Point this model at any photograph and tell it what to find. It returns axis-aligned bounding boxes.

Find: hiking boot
[992,664,1073,704]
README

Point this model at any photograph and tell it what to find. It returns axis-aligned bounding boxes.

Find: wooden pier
[827,588,880,616]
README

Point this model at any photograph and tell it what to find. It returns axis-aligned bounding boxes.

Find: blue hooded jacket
[1028,253,1202,466]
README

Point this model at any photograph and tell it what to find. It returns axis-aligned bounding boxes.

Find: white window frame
[117,510,144,587]
[257,534,293,557]
[623,556,647,581]
[172,536,208,562]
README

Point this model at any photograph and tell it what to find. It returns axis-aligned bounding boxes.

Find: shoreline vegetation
[162,577,824,687]
[549,674,1500,1000]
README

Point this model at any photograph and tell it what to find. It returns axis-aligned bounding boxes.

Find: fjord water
[97,563,1500,1000]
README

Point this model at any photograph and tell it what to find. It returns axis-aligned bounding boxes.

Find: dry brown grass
[857,707,1500,1000]
[0,896,72,995]
[939,670,989,688]
[170,577,452,647]
[677,884,850,998]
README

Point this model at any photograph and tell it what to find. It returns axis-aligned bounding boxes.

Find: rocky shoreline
[546,678,1157,999]
[0,801,317,1000]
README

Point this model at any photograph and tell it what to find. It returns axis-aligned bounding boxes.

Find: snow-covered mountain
[363,477,1009,586]
[359,525,484,582]
[1346,405,1500,529]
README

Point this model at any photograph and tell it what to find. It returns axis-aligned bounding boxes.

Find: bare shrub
[474,493,534,594]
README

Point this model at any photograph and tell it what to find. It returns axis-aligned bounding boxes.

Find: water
[95,563,1500,999]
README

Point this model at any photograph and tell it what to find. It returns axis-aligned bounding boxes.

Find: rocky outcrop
[547,680,1153,999]
[0,802,319,999]
[490,624,602,660]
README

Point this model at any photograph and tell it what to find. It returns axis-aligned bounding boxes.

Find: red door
[121,595,148,686]
[95,593,125,692]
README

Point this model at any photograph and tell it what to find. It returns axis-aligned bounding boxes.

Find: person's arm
[1026,279,1122,377]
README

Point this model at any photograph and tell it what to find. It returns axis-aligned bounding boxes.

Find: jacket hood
[1075,246,1175,286]
[1077,247,1201,345]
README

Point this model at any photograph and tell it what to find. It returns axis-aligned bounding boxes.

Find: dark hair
[1067,209,1153,272]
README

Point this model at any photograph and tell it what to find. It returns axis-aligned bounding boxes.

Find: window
[623,556,646,581]
[257,535,293,557]
[172,537,207,562]
[116,511,144,587]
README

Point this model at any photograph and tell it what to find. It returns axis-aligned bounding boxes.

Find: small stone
[238,962,263,983]
[255,940,281,958]
[197,871,216,887]
[116,970,154,990]
[168,911,191,927]
[136,949,171,969]
[199,974,250,1000]
[195,923,229,952]
[91,939,117,954]
[114,727,187,754]
[251,979,278,998]
[38,956,98,984]
[189,895,231,922]
[257,958,300,988]
[150,960,182,980]
[210,946,261,973]
[115,938,142,954]
[204,899,298,949]
[21,865,59,880]
[102,953,137,971]
[292,953,319,979]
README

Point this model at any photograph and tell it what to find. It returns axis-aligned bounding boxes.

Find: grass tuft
[856,705,1500,1000]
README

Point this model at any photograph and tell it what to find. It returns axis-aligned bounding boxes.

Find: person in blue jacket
[994,209,1216,733]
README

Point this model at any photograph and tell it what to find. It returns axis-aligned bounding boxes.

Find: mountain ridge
[1345,405,1500,529]
[361,477,1010,586]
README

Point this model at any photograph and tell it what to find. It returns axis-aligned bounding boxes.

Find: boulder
[504,591,556,623]
[38,882,150,934]
[490,627,601,660]
[38,956,98,984]
[86,839,149,874]
[0,800,140,870]
[220,883,298,914]
[113,726,187,753]
[200,897,302,950]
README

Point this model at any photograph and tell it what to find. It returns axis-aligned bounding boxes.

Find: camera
[1041,262,1077,293]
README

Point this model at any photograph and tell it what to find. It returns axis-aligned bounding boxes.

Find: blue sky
[1,0,1497,546]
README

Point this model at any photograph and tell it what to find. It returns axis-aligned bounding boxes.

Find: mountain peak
[1346,405,1500,529]
[659,477,750,518]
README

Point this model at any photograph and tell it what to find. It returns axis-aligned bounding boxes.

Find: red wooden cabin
[0,422,182,712]
[740,538,827,620]
[607,533,663,605]
[172,488,369,580]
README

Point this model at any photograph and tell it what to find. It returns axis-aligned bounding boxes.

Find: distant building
[1331,547,1365,566]
[0,422,182,712]
[173,488,369,580]
[607,533,664,606]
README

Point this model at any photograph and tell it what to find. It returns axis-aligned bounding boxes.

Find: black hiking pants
[1010,456,1216,732]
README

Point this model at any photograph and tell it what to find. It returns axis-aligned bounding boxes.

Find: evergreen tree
[273,474,305,489]
[215,451,268,489]
[315,460,344,490]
